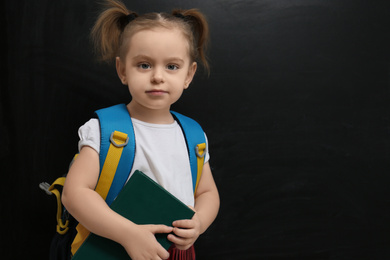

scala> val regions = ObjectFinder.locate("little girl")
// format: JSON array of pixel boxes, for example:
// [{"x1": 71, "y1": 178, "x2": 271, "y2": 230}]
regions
[{"x1": 62, "y1": 0, "x2": 220, "y2": 259}]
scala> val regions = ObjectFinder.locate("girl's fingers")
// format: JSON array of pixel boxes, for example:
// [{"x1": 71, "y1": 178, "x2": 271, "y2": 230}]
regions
[
  {"x1": 168, "y1": 233, "x2": 190, "y2": 246},
  {"x1": 172, "y1": 219, "x2": 195, "y2": 229},
  {"x1": 172, "y1": 226, "x2": 195, "y2": 238},
  {"x1": 144, "y1": 224, "x2": 173, "y2": 234},
  {"x1": 158, "y1": 246, "x2": 170, "y2": 260}
]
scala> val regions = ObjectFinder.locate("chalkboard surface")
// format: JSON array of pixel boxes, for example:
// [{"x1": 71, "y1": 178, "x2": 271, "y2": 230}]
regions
[{"x1": 3, "y1": 0, "x2": 390, "y2": 259}]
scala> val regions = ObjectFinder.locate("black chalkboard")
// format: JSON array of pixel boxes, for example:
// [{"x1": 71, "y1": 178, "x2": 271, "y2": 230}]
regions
[{"x1": 3, "y1": 0, "x2": 390, "y2": 259}]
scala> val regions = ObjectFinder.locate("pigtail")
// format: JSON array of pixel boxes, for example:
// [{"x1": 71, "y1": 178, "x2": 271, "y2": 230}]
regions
[
  {"x1": 90, "y1": 0, "x2": 138, "y2": 63},
  {"x1": 172, "y1": 9, "x2": 210, "y2": 74}
]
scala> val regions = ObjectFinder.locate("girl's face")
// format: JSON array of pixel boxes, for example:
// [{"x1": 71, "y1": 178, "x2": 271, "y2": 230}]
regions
[{"x1": 116, "y1": 27, "x2": 197, "y2": 116}]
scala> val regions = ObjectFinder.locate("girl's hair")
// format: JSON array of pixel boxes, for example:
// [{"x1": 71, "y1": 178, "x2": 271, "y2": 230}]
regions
[{"x1": 91, "y1": 0, "x2": 210, "y2": 73}]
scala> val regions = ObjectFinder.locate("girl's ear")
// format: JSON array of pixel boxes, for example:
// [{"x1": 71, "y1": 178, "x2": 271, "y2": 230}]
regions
[
  {"x1": 184, "y1": 62, "x2": 197, "y2": 89},
  {"x1": 116, "y1": 57, "x2": 127, "y2": 85}
]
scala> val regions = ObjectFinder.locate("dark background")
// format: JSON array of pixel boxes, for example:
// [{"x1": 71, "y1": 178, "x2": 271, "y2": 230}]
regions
[{"x1": 2, "y1": 0, "x2": 390, "y2": 259}]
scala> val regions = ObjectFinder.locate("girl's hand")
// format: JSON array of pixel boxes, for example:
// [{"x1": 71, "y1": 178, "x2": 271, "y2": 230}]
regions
[
  {"x1": 167, "y1": 207, "x2": 202, "y2": 250},
  {"x1": 122, "y1": 224, "x2": 173, "y2": 260}
]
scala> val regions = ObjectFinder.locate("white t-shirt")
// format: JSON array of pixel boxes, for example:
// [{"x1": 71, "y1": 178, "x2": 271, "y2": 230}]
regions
[{"x1": 78, "y1": 118, "x2": 209, "y2": 207}]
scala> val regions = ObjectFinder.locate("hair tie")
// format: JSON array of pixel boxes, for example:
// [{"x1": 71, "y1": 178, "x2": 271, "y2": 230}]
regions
[
  {"x1": 119, "y1": 13, "x2": 138, "y2": 29},
  {"x1": 174, "y1": 13, "x2": 188, "y2": 21},
  {"x1": 126, "y1": 13, "x2": 138, "y2": 24}
]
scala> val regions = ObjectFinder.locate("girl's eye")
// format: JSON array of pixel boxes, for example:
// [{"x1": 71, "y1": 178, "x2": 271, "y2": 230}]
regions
[
  {"x1": 138, "y1": 63, "x2": 151, "y2": 69},
  {"x1": 167, "y1": 64, "x2": 179, "y2": 71}
]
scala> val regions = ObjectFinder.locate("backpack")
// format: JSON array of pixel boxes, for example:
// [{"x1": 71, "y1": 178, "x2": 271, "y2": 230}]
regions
[{"x1": 40, "y1": 104, "x2": 207, "y2": 260}]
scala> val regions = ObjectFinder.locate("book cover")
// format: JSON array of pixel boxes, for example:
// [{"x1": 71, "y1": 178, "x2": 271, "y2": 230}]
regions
[{"x1": 72, "y1": 170, "x2": 195, "y2": 259}]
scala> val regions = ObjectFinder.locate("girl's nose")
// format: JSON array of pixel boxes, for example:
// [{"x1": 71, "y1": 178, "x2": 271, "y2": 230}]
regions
[{"x1": 151, "y1": 68, "x2": 164, "y2": 84}]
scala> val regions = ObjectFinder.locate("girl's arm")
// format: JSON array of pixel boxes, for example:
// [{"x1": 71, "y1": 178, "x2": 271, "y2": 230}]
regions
[
  {"x1": 168, "y1": 162, "x2": 220, "y2": 249},
  {"x1": 62, "y1": 146, "x2": 172, "y2": 260}
]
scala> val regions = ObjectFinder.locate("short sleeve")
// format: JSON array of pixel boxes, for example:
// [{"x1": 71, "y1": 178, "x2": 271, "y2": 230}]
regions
[
  {"x1": 204, "y1": 133, "x2": 210, "y2": 163},
  {"x1": 78, "y1": 118, "x2": 101, "y2": 153}
]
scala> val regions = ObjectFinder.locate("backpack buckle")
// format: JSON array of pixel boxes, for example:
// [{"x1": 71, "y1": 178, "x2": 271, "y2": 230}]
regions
[
  {"x1": 39, "y1": 182, "x2": 53, "y2": 195},
  {"x1": 195, "y1": 143, "x2": 206, "y2": 158},
  {"x1": 110, "y1": 131, "x2": 129, "y2": 148}
]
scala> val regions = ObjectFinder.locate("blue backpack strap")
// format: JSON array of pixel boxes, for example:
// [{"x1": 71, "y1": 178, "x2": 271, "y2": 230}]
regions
[
  {"x1": 95, "y1": 104, "x2": 135, "y2": 205},
  {"x1": 171, "y1": 111, "x2": 206, "y2": 194}
]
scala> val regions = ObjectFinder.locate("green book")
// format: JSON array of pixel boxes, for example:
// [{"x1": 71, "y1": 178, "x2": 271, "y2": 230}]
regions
[{"x1": 72, "y1": 170, "x2": 195, "y2": 259}]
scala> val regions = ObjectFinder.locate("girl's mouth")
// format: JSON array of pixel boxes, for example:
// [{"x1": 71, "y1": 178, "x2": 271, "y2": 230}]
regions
[{"x1": 146, "y1": 90, "x2": 168, "y2": 96}]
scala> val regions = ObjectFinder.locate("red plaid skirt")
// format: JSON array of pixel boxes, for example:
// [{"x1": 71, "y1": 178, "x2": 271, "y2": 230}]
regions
[{"x1": 168, "y1": 245, "x2": 195, "y2": 260}]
